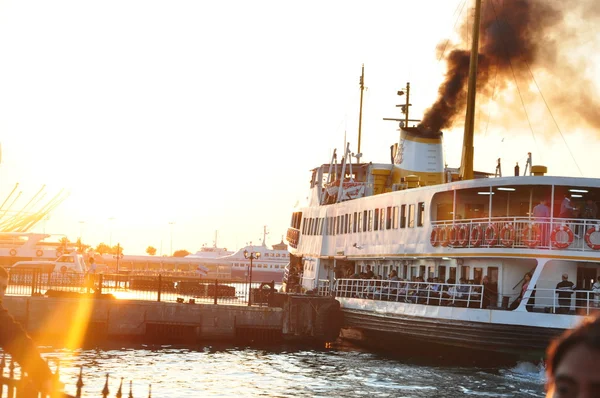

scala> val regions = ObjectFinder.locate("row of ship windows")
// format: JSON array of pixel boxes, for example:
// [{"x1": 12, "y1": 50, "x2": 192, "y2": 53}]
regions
[
  {"x1": 303, "y1": 203, "x2": 426, "y2": 236},
  {"x1": 233, "y1": 263, "x2": 285, "y2": 269},
  {"x1": 263, "y1": 253, "x2": 289, "y2": 258}
]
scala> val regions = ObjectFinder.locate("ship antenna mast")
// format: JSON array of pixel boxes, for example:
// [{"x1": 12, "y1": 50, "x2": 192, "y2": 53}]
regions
[
  {"x1": 262, "y1": 225, "x2": 269, "y2": 247},
  {"x1": 459, "y1": 0, "x2": 482, "y2": 181},
  {"x1": 356, "y1": 64, "x2": 365, "y2": 163}
]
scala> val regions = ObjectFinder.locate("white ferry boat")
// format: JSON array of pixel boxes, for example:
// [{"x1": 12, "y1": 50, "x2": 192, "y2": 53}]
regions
[
  {"x1": 227, "y1": 239, "x2": 290, "y2": 283},
  {"x1": 285, "y1": 1, "x2": 598, "y2": 356},
  {"x1": 0, "y1": 232, "x2": 76, "y2": 268}
]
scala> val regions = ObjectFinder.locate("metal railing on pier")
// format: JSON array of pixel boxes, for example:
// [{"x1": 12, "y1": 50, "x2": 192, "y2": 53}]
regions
[
  {"x1": 6, "y1": 270, "x2": 277, "y2": 307},
  {"x1": 0, "y1": 354, "x2": 150, "y2": 398}
]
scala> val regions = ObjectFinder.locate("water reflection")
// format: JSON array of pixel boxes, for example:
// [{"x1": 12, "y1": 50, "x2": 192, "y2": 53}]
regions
[{"x1": 34, "y1": 343, "x2": 545, "y2": 397}]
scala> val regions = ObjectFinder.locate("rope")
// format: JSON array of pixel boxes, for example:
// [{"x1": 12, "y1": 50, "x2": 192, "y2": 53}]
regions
[{"x1": 437, "y1": 0, "x2": 468, "y2": 62}]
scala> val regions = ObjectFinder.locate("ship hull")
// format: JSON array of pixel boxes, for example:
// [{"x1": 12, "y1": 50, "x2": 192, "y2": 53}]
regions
[{"x1": 340, "y1": 307, "x2": 566, "y2": 359}]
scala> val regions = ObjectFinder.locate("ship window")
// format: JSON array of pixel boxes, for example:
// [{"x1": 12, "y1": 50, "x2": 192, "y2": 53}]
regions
[
  {"x1": 348, "y1": 213, "x2": 352, "y2": 234},
  {"x1": 461, "y1": 265, "x2": 470, "y2": 280},
  {"x1": 374, "y1": 209, "x2": 380, "y2": 230},
  {"x1": 408, "y1": 205, "x2": 415, "y2": 228},
  {"x1": 319, "y1": 218, "x2": 324, "y2": 235},
  {"x1": 344, "y1": 214, "x2": 349, "y2": 234},
  {"x1": 357, "y1": 212, "x2": 363, "y2": 232},
  {"x1": 337, "y1": 216, "x2": 342, "y2": 235},
  {"x1": 353, "y1": 212, "x2": 358, "y2": 233},
  {"x1": 474, "y1": 267, "x2": 483, "y2": 283},
  {"x1": 368, "y1": 210, "x2": 373, "y2": 231},
  {"x1": 438, "y1": 265, "x2": 447, "y2": 281},
  {"x1": 328, "y1": 217, "x2": 333, "y2": 235},
  {"x1": 363, "y1": 210, "x2": 368, "y2": 232},
  {"x1": 417, "y1": 202, "x2": 425, "y2": 227},
  {"x1": 393, "y1": 206, "x2": 399, "y2": 229},
  {"x1": 380, "y1": 208, "x2": 386, "y2": 231},
  {"x1": 386, "y1": 206, "x2": 392, "y2": 229},
  {"x1": 400, "y1": 205, "x2": 406, "y2": 228}
]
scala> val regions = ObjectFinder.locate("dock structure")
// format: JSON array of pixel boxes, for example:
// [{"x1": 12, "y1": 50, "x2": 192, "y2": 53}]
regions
[{"x1": 1, "y1": 294, "x2": 342, "y2": 346}]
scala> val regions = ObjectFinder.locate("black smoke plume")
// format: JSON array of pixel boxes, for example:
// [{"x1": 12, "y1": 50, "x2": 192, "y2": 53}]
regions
[{"x1": 419, "y1": 0, "x2": 600, "y2": 132}]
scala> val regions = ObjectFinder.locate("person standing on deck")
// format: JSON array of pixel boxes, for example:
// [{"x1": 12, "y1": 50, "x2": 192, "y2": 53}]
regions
[
  {"x1": 533, "y1": 199, "x2": 551, "y2": 247},
  {"x1": 556, "y1": 274, "x2": 575, "y2": 314},
  {"x1": 0, "y1": 266, "x2": 61, "y2": 391}
]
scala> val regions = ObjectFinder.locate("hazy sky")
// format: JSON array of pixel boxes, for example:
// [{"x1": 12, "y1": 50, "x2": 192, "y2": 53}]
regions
[{"x1": 0, "y1": 0, "x2": 598, "y2": 254}]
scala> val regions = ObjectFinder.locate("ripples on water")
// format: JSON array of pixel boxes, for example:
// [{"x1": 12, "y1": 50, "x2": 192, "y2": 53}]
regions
[{"x1": 38, "y1": 344, "x2": 546, "y2": 398}]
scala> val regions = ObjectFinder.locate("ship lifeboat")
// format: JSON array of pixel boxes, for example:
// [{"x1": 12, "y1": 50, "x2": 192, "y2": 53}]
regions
[
  {"x1": 439, "y1": 226, "x2": 450, "y2": 247},
  {"x1": 447, "y1": 225, "x2": 460, "y2": 246},
  {"x1": 457, "y1": 224, "x2": 470, "y2": 247},
  {"x1": 521, "y1": 225, "x2": 541, "y2": 248},
  {"x1": 430, "y1": 227, "x2": 440, "y2": 247},
  {"x1": 551, "y1": 225, "x2": 574, "y2": 249},
  {"x1": 484, "y1": 224, "x2": 498, "y2": 246},
  {"x1": 584, "y1": 226, "x2": 600, "y2": 250},
  {"x1": 470, "y1": 225, "x2": 483, "y2": 247},
  {"x1": 499, "y1": 224, "x2": 515, "y2": 247}
]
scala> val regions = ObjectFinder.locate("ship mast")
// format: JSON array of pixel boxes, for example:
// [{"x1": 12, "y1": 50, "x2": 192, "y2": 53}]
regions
[
  {"x1": 459, "y1": 0, "x2": 482, "y2": 181},
  {"x1": 356, "y1": 64, "x2": 365, "y2": 162}
]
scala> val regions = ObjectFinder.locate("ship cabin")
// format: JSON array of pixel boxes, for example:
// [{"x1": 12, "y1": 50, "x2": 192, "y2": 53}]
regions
[{"x1": 286, "y1": 164, "x2": 600, "y2": 315}]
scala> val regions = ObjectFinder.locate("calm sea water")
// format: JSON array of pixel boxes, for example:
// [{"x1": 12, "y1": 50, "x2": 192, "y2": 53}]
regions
[{"x1": 35, "y1": 343, "x2": 546, "y2": 398}]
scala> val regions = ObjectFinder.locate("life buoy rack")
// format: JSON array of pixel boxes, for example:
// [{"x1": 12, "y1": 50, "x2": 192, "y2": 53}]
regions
[
  {"x1": 440, "y1": 226, "x2": 450, "y2": 247},
  {"x1": 484, "y1": 224, "x2": 498, "y2": 246},
  {"x1": 430, "y1": 227, "x2": 440, "y2": 247},
  {"x1": 9, "y1": 249, "x2": 17, "y2": 257},
  {"x1": 521, "y1": 225, "x2": 541, "y2": 248},
  {"x1": 447, "y1": 225, "x2": 460, "y2": 246},
  {"x1": 457, "y1": 224, "x2": 470, "y2": 247},
  {"x1": 56, "y1": 250, "x2": 63, "y2": 257},
  {"x1": 499, "y1": 224, "x2": 515, "y2": 247},
  {"x1": 470, "y1": 225, "x2": 483, "y2": 247},
  {"x1": 584, "y1": 226, "x2": 600, "y2": 250},
  {"x1": 36, "y1": 249, "x2": 44, "y2": 257},
  {"x1": 551, "y1": 225, "x2": 574, "y2": 249}
]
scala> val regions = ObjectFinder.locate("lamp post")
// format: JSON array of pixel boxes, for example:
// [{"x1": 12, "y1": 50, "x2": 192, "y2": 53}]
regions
[{"x1": 244, "y1": 249, "x2": 261, "y2": 306}]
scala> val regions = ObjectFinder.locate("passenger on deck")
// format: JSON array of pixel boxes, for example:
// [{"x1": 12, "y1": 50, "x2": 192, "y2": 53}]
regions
[
  {"x1": 482, "y1": 276, "x2": 498, "y2": 309},
  {"x1": 593, "y1": 279, "x2": 600, "y2": 308},
  {"x1": 509, "y1": 272, "x2": 532, "y2": 311},
  {"x1": 556, "y1": 274, "x2": 575, "y2": 314},
  {"x1": 364, "y1": 265, "x2": 374, "y2": 279},
  {"x1": 533, "y1": 199, "x2": 551, "y2": 246}
]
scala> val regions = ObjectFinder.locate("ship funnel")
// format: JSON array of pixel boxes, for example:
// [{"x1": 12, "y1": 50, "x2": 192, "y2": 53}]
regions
[{"x1": 391, "y1": 127, "x2": 445, "y2": 187}]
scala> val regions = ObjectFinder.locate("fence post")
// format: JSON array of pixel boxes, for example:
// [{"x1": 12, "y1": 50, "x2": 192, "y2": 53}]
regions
[
  {"x1": 157, "y1": 274, "x2": 162, "y2": 302},
  {"x1": 30, "y1": 270, "x2": 37, "y2": 297},
  {"x1": 214, "y1": 279, "x2": 218, "y2": 305},
  {"x1": 97, "y1": 274, "x2": 103, "y2": 295}
]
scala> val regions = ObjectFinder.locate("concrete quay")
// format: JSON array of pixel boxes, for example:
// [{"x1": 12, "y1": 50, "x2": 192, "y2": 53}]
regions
[{"x1": 2, "y1": 294, "x2": 342, "y2": 346}]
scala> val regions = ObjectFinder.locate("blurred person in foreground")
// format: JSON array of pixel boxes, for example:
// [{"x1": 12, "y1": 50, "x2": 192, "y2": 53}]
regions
[
  {"x1": 545, "y1": 314, "x2": 600, "y2": 397},
  {"x1": 0, "y1": 266, "x2": 61, "y2": 391}
]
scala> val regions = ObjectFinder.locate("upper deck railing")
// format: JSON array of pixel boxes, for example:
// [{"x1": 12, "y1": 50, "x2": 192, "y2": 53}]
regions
[{"x1": 431, "y1": 216, "x2": 600, "y2": 252}]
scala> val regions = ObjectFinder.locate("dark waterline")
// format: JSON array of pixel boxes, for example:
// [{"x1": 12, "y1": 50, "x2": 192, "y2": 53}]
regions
[{"x1": 30, "y1": 342, "x2": 546, "y2": 398}]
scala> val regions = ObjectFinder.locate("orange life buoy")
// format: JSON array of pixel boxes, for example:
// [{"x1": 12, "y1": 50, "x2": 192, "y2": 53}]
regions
[
  {"x1": 430, "y1": 227, "x2": 440, "y2": 247},
  {"x1": 440, "y1": 226, "x2": 450, "y2": 247},
  {"x1": 521, "y1": 225, "x2": 541, "y2": 248},
  {"x1": 470, "y1": 225, "x2": 483, "y2": 247},
  {"x1": 500, "y1": 224, "x2": 515, "y2": 247},
  {"x1": 584, "y1": 226, "x2": 600, "y2": 250},
  {"x1": 447, "y1": 225, "x2": 460, "y2": 246},
  {"x1": 551, "y1": 225, "x2": 574, "y2": 249},
  {"x1": 9, "y1": 249, "x2": 17, "y2": 256},
  {"x1": 457, "y1": 224, "x2": 470, "y2": 247},
  {"x1": 484, "y1": 224, "x2": 498, "y2": 246},
  {"x1": 60, "y1": 265, "x2": 68, "y2": 273},
  {"x1": 36, "y1": 249, "x2": 44, "y2": 257}
]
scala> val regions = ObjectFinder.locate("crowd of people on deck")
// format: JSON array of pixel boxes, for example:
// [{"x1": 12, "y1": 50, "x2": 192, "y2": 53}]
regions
[{"x1": 335, "y1": 265, "x2": 499, "y2": 308}]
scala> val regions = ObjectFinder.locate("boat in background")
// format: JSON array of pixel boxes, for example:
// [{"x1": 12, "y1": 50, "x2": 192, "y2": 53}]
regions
[{"x1": 0, "y1": 232, "x2": 76, "y2": 268}]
